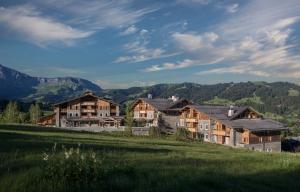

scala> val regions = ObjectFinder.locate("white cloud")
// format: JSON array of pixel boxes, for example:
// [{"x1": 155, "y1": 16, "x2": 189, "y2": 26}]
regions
[
  {"x1": 225, "y1": 4, "x2": 239, "y2": 13},
  {"x1": 0, "y1": 1, "x2": 158, "y2": 46},
  {"x1": 144, "y1": 57, "x2": 223, "y2": 72},
  {"x1": 197, "y1": 66, "x2": 270, "y2": 77},
  {"x1": 0, "y1": 5, "x2": 93, "y2": 46},
  {"x1": 95, "y1": 79, "x2": 156, "y2": 89},
  {"x1": 172, "y1": 32, "x2": 218, "y2": 52},
  {"x1": 165, "y1": 0, "x2": 300, "y2": 80},
  {"x1": 119, "y1": 25, "x2": 138, "y2": 36},
  {"x1": 46, "y1": 0, "x2": 158, "y2": 29},
  {"x1": 115, "y1": 30, "x2": 178, "y2": 63},
  {"x1": 176, "y1": 0, "x2": 211, "y2": 5}
]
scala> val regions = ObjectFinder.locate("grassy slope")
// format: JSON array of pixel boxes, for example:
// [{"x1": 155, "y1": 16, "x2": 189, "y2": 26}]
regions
[{"x1": 1, "y1": 125, "x2": 300, "y2": 192}]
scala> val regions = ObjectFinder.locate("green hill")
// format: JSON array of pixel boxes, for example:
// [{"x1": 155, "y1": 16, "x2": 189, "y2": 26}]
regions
[{"x1": 0, "y1": 124, "x2": 300, "y2": 192}]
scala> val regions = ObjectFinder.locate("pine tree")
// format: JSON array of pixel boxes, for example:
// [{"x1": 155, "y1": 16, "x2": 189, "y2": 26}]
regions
[
  {"x1": 124, "y1": 102, "x2": 134, "y2": 128},
  {"x1": 29, "y1": 103, "x2": 42, "y2": 124},
  {"x1": 2, "y1": 101, "x2": 19, "y2": 123}
]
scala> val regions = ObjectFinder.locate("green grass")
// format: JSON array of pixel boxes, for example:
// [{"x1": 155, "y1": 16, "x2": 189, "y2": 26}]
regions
[{"x1": 1, "y1": 124, "x2": 300, "y2": 192}]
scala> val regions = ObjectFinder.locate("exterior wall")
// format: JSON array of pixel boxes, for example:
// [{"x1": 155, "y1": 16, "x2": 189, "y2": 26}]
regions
[
  {"x1": 133, "y1": 100, "x2": 157, "y2": 127},
  {"x1": 54, "y1": 94, "x2": 120, "y2": 128},
  {"x1": 244, "y1": 142, "x2": 281, "y2": 152},
  {"x1": 98, "y1": 110, "x2": 110, "y2": 117},
  {"x1": 179, "y1": 107, "x2": 211, "y2": 139}
]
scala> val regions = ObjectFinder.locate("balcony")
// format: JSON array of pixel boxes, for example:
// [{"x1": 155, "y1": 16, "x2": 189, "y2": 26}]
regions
[
  {"x1": 185, "y1": 118, "x2": 197, "y2": 123},
  {"x1": 81, "y1": 102, "x2": 96, "y2": 106},
  {"x1": 81, "y1": 109, "x2": 95, "y2": 113},
  {"x1": 213, "y1": 130, "x2": 230, "y2": 136}
]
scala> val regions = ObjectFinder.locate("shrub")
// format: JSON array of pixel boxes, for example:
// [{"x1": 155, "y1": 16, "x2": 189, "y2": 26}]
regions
[
  {"x1": 41, "y1": 143, "x2": 135, "y2": 191},
  {"x1": 123, "y1": 126, "x2": 133, "y2": 136},
  {"x1": 149, "y1": 126, "x2": 161, "y2": 138},
  {"x1": 175, "y1": 127, "x2": 190, "y2": 141}
]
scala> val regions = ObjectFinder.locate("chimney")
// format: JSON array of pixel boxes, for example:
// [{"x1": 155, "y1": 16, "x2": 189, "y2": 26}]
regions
[
  {"x1": 171, "y1": 95, "x2": 179, "y2": 102},
  {"x1": 148, "y1": 94, "x2": 153, "y2": 99},
  {"x1": 84, "y1": 90, "x2": 93, "y2": 96},
  {"x1": 228, "y1": 105, "x2": 234, "y2": 117}
]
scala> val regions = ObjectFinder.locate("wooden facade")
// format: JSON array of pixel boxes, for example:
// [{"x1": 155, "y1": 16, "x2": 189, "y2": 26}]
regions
[
  {"x1": 179, "y1": 105, "x2": 286, "y2": 152},
  {"x1": 39, "y1": 91, "x2": 122, "y2": 128}
]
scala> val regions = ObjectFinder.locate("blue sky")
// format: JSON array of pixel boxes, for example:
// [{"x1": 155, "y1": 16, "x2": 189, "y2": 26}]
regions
[{"x1": 1, "y1": 0, "x2": 300, "y2": 89}]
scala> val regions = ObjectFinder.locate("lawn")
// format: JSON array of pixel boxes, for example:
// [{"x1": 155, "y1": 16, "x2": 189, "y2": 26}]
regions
[{"x1": 1, "y1": 124, "x2": 300, "y2": 192}]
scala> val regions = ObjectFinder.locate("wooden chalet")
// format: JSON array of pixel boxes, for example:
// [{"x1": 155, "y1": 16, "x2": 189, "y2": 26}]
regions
[
  {"x1": 39, "y1": 91, "x2": 122, "y2": 128},
  {"x1": 132, "y1": 95, "x2": 191, "y2": 132},
  {"x1": 180, "y1": 105, "x2": 287, "y2": 152}
]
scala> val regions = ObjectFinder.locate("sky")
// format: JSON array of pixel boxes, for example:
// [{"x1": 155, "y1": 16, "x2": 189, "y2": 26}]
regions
[{"x1": 0, "y1": 0, "x2": 300, "y2": 89}]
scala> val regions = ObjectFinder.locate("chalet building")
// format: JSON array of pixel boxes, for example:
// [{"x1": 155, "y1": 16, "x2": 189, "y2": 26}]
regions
[
  {"x1": 37, "y1": 113, "x2": 56, "y2": 126},
  {"x1": 132, "y1": 95, "x2": 191, "y2": 132},
  {"x1": 179, "y1": 105, "x2": 287, "y2": 152},
  {"x1": 39, "y1": 91, "x2": 122, "y2": 128}
]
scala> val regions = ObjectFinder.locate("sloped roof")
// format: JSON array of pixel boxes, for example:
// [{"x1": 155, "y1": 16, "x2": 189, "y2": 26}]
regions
[
  {"x1": 182, "y1": 104, "x2": 286, "y2": 132},
  {"x1": 229, "y1": 119, "x2": 287, "y2": 131},
  {"x1": 54, "y1": 92, "x2": 118, "y2": 107},
  {"x1": 136, "y1": 98, "x2": 190, "y2": 111},
  {"x1": 184, "y1": 105, "x2": 245, "y2": 120}
]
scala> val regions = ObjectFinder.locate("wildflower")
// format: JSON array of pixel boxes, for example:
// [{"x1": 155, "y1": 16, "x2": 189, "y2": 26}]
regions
[
  {"x1": 53, "y1": 143, "x2": 57, "y2": 152},
  {"x1": 65, "y1": 151, "x2": 70, "y2": 159},
  {"x1": 43, "y1": 152, "x2": 49, "y2": 161},
  {"x1": 91, "y1": 152, "x2": 96, "y2": 159}
]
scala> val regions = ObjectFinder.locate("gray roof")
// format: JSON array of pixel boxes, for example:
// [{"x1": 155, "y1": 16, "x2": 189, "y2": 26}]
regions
[
  {"x1": 229, "y1": 119, "x2": 286, "y2": 131},
  {"x1": 186, "y1": 105, "x2": 248, "y2": 120},
  {"x1": 139, "y1": 98, "x2": 190, "y2": 111},
  {"x1": 54, "y1": 92, "x2": 118, "y2": 107},
  {"x1": 184, "y1": 104, "x2": 286, "y2": 132}
]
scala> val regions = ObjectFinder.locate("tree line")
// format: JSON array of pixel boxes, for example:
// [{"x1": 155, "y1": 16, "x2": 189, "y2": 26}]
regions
[{"x1": 0, "y1": 101, "x2": 42, "y2": 124}]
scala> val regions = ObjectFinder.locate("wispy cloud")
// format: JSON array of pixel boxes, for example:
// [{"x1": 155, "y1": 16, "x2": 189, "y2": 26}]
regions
[
  {"x1": 144, "y1": 57, "x2": 223, "y2": 72},
  {"x1": 225, "y1": 3, "x2": 239, "y2": 13},
  {"x1": 119, "y1": 25, "x2": 139, "y2": 36},
  {"x1": 115, "y1": 29, "x2": 179, "y2": 63},
  {"x1": 95, "y1": 79, "x2": 156, "y2": 89},
  {"x1": 155, "y1": 0, "x2": 300, "y2": 80},
  {"x1": 0, "y1": 5, "x2": 93, "y2": 46},
  {"x1": 0, "y1": 1, "x2": 158, "y2": 46}
]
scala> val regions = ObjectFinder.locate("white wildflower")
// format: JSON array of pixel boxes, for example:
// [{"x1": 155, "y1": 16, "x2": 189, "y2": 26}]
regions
[
  {"x1": 65, "y1": 152, "x2": 70, "y2": 159},
  {"x1": 43, "y1": 152, "x2": 49, "y2": 161}
]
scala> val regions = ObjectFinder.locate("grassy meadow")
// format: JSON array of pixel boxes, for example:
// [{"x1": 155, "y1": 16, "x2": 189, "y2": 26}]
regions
[{"x1": 1, "y1": 124, "x2": 300, "y2": 192}]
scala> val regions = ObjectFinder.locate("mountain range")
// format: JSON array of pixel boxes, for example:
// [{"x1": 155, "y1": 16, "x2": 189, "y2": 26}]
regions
[
  {"x1": 0, "y1": 64, "x2": 102, "y2": 102},
  {"x1": 1, "y1": 64, "x2": 300, "y2": 127}
]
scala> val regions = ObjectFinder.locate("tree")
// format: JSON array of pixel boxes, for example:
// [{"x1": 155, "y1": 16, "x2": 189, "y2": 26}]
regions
[
  {"x1": 18, "y1": 112, "x2": 29, "y2": 123},
  {"x1": 29, "y1": 103, "x2": 42, "y2": 124},
  {"x1": 2, "y1": 101, "x2": 20, "y2": 123},
  {"x1": 124, "y1": 101, "x2": 134, "y2": 128}
]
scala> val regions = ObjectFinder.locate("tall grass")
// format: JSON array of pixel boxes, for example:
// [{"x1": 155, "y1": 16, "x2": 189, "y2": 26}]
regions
[{"x1": 1, "y1": 125, "x2": 300, "y2": 192}]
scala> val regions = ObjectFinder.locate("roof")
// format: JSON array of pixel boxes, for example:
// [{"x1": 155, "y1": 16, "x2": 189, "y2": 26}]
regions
[
  {"x1": 54, "y1": 92, "x2": 118, "y2": 107},
  {"x1": 184, "y1": 105, "x2": 246, "y2": 120},
  {"x1": 229, "y1": 119, "x2": 287, "y2": 131},
  {"x1": 182, "y1": 104, "x2": 286, "y2": 132},
  {"x1": 136, "y1": 98, "x2": 191, "y2": 111}
]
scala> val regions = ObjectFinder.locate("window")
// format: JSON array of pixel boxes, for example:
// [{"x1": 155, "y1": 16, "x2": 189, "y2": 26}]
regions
[
  {"x1": 75, "y1": 106, "x2": 78, "y2": 110},
  {"x1": 75, "y1": 113, "x2": 78, "y2": 117},
  {"x1": 205, "y1": 124, "x2": 208, "y2": 130},
  {"x1": 69, "y1": 113, "x2": 72, "y2": 117},
  {"x1": 266, "y1": 148, "x2": 272, "y2": 152},
  {"x1": 100, "y1": 114, "x2": 102, "y2": 117},
  {"x1": 205, "y1": 134, "x2": 209, "y2": 140}
]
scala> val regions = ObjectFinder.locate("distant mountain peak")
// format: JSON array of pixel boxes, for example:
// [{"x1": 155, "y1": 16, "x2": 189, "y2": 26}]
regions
[{"x1": 0, "y1": 64, "x2": 102, "y2": 102}]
